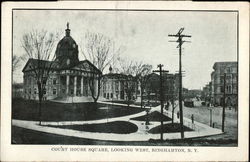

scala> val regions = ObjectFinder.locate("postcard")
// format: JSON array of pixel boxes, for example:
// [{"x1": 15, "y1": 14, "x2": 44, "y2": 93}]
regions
[{"x1": 1, "y1": 1, "x2": 249, "y2": 161}]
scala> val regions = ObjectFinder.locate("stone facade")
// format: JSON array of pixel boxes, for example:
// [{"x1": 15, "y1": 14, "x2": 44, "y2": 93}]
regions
[
  {"x1": 101, "y1": 72, "x2": 137, "y2": 101},
  {"x1": 211, "y1": 62, "x2": 238, "y2": 107}
]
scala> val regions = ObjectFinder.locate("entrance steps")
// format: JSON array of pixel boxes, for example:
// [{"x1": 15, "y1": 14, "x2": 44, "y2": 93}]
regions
[{"x1": 50, "y1": 96, "x2": 94, "y2": 103}]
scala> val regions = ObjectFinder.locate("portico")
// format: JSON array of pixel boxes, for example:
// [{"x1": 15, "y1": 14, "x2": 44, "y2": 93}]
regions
[{"x1": 58, "y1": 69, "x2": 98, "y2": 97}]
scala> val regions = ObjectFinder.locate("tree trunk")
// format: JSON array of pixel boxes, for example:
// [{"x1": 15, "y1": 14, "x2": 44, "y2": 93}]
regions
[
  {"x1": 141, "y1": 86, "x2": 143, "y2": 108},
  {"x1": 89, "y1": 76, "x2": 101, "y2": 103},
  {"x1": 37, "y1": 82, "x2": 43, "y2": 125}
]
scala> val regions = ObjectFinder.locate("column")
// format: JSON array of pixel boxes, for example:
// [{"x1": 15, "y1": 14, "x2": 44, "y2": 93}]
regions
[
  {"x1": 87, "y1": 79, "x2": 90, "y2": 96},
  {"x1": 95, "y1": 79, "x2": 98, "y2": 96},
  {"x1": 58, "y1": 75, "x2": 60, "y2": 96},
  {"x1": 74, "y1": 76, "x2": 77, "y2": 96},
  {"x1": 66, "y1": 75, "x2": 69, "y2": 95},
  {"x1": 81, "y1": 76, "x2": 83, "y2": 96},
  {"x1": 118, "y1": 81, "x2": 121, "y2": 99}
]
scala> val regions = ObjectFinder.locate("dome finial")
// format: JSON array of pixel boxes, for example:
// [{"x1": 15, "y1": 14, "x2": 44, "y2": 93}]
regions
[
  {"x1": 67, "y1": 22, "x2": 69, "y2": 29},
  {"x1": 65, "y1": 22, "x2": 71, "y2": 36},
  {"x1": 109, "y1": 65, "x2": 113, "y2": 73}
]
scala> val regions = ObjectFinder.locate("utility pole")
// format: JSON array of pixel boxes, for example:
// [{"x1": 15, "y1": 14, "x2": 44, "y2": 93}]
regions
[
  {"x1": 222, "y1": 73, "x2": 226, "y2": 132},
  {"x1": 169, "y1": 28, "x2": 191, "y2": 139},
  {"x1": 153, "y1": 64, "x2": 169, "y2": 141}
]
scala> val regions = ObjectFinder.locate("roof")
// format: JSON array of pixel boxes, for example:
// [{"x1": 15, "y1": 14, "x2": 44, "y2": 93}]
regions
[
  {"x1": 103, "y1": 73, "x2": 134, "y2": 79},
  {"x1": 77, "y1": 60, "x2": 102, "y2": 74},
  {"x1": 213, "y1": 61, "x2": 238, "y2": 69},
  {"x1": 22, "y1": 58, "x2": 102, "y2": 74},
  {"x1": 56, "y1": 35, "x2": 78, "y2": 51},
  {"x1": 22, "y1": 59, "x2": 57, "y2": 72}
]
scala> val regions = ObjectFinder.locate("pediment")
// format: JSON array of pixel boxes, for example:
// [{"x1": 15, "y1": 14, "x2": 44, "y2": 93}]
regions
[
  {"x1": 72, "y1": 61, "x2": 97, "y2": 72},
  {"x1": 22, "y1": 60, "x2": 34, "y2": 72}
]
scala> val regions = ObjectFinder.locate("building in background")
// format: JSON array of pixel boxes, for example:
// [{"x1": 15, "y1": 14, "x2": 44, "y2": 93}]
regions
[
  {"x1": 185, "y1": 89, "x2": 202, "y2": 99},
  {"x1": 211, "y1": 62, "x2": 238, "y2": 107},
  {"x1": 201, "y1": 82, "x2": 212, "y2": 106},
  {"x1": 101, "y1": 66, "x2": 137, "y2": 101},
  {"x1": 144, "y1": 73, "x2": 179, "y2": 102}
]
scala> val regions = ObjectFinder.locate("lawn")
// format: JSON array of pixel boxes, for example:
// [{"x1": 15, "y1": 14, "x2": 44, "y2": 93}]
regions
[
  {"x1": 148, "y1": 123, "x2": 193, "y2": 134},
  {"x1": 12, "y1": 98, "x2": 146, "y2": 122},
  {"x1": 130, "y1": 111, "x2": 172, "y2": 122},
  {"x1": 48, "y1": 121, "x2": 138, "y2": 134}
]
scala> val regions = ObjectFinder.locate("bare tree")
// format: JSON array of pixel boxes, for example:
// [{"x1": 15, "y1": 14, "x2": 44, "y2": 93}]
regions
[
  {"x1": 21, "y1": 29, "x2": 59, "y2": 125},
  {"x1": 167, "y1": 75, "x2": 178, "y2": 123},
  {"x1": 12, "y1": 54, "x2": 25, "y2": 98},
  {"x1": 122, "y1": 59, "x2": 153, "y2": 107},
  {"x1": 116, "y1": 57, "x2": 144, "y2": 106},
  {"x1": 12, "y1": 54, "x2": 24, "y2": 73},
  {"x1": 136, "y1": 64, "x2": 153, "y2": 108},
  {"x1": 80, "y1": 32, "x2": 124, "y2": 102},
  {"x1": 88, "y1": 69, "x2": 102, "y2": 103},
  {"x1": 144, "y1": 73, "x2": 160, "y2": 103}
]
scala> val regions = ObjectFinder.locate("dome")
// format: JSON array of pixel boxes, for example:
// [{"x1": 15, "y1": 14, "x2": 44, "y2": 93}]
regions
[{"x1": 55, "y1": 23, "x2": 79, "y2": 68}]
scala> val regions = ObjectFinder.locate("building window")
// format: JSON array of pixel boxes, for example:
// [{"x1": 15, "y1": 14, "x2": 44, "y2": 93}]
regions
[
  {"x1": 111, "y1": 93, "x2": 113, "y2": 98},
  {"x1": 107, "y1": 93, "x2": 109, "y2": 99},
  {"x1": 104, "y1": 93, "x2": 106, "y2": 98},
  {"x1": 220, "y1": 76, "x2": 224, "y2": 84},
  {"x1": 53, "y1": 79, "x2": 57, "y2": 85},
  {"x1": 226, "y1": 75, "x2": 231, "y2": 83},
  {"x1": 71, "y1": 89, "x2": 74, "y2": 95},
  {"x1": 220, "y1": 86, "x2": 224, "y2": 93},
  {"x1": 115, "y1": 82, "x2": 119, "y2": 91},
  {"x1": 53, "y1": 88, "x2": 57, "y2": 95},
  {"x1": 226, "y1": 85, "x2": 232, "y2": 94}
]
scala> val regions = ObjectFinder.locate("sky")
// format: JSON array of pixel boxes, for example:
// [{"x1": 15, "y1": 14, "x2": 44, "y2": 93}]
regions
[{"x1": 13, "y1": 10, "x2": 237, "y2": 89}]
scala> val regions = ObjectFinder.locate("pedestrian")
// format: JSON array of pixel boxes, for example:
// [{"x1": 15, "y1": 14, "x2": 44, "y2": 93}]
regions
[
  {"x1": 165, "y1": 104, "x2": 168, "y2": 111},
  {"x1": 191, "y1": 114, "x2": 194, "y2": 124},
  {"x1": 177, "y1": 111, "x2": 180, "y2": 119}
]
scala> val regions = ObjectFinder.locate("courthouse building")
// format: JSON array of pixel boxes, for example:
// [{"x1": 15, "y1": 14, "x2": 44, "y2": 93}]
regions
[
  {"x1": 211, "y1": 62, "x2": 238, "y2": 107},
  {"x1": 22, "y1": 24, "x2": 101, "y2": 100}
]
